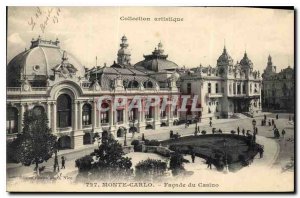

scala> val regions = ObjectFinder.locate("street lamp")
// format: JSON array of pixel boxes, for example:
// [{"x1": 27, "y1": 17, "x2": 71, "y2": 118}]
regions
[
  {"x1": 252, "y1": 119, "x2": 257, "y2": 134},
  {"x1": 124, "y1": 128, "x2": 127, "y2": 146},
  {"x1": 223, "y1": 139, "x2": 229, "y2": 174}
]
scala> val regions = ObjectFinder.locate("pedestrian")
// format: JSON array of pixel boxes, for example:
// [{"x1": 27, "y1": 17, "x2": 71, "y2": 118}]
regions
[
  {"x1": 191, "y1": 152, "x2": 196, "y2": 163},
  {"x1": 54, "y1": 155, "x2": 59, "y2": 172},
  {"x1": 170, "y1": 130, "x2": 174, "y2": 138},
  {"x1": 237, "y1": 126, "x2": 240, "y2": 135},
  {"x1": 282, "y1": 129, "x2": 286, "y2": 138},
  {"x1": 206, "y1": 157, "x2": 212, "y2": 169},
  {"x1": 209, "y1": 120, "x2": 212, "y2": 127},
  {"x1": 259, "y1": 146, "x2": 264, "y2": 158},
  {"x1": 264, "y1": 114, "x2": 267, "y2": 120},
  {"x1": 61, "y1": 156, "x2": 66, "y2": 169},
  {"x1": 276, "y1": 114, "x2": 279, "y2": 120},
  {"x1": 242, "y1": 128, "x2": 245, "y2": 136},
  {"x1": 268, "y1": 120, "x2": 271, "y2": 126}
]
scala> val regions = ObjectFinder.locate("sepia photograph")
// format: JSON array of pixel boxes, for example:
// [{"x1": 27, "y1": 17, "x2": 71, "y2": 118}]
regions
[{"x1": 5, "y1": 6, "x2": 295, "y2": 192}]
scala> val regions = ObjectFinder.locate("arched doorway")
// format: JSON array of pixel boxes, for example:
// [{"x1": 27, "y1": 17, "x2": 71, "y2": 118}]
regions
[
  {"x1": 7, "y1": 107, "x2": 18, "y2": 134},
  {"x1": 58, "y1": 136, "x2": 71, "y2": 149},
  {"x1": 83, "y1": 133, "x2": 92, "y2": 145},
  {"x1": 57, "y1": 94, "x2": 72, "y2": 128}
]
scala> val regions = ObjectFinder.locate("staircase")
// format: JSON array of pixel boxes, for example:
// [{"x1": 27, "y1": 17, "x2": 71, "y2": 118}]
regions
[{"x1": 232, "y1": 113, "x2": 250, "y2": 119}]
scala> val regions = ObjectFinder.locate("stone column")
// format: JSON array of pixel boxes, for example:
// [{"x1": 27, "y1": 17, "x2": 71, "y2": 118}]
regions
[
  {"x1": 92, "y1": 100, "x2": 97, "y2": 130},
  {"x1": 109, "y1": 102, "x2": 114, "y2": 127},
  {"x1": 73, "y1": 101, "x2": 78, "y2": 131},
  {"x1": 47, "y1": 102, "x2": 51, "y2": 128},
  {"x1": 235, "y1": 82, "x2": 238, "y2": 95},
  {"x1": 78, "y1": 101, "x2": 83, "y2": 130},
  {"x1": 18, "y1": 103, "x2": 25, "y2": 133},
  {"x1": 52, "y1": 102, "x2": 57, "y2": 133},
  {"x1": 240, "y1": 82, "x2": 243, "y2": 94}
]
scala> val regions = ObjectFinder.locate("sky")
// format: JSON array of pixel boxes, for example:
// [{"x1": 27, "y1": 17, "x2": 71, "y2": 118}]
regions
[{"x1": 7, "y1": 7, "x2": 294, "y2": 72}]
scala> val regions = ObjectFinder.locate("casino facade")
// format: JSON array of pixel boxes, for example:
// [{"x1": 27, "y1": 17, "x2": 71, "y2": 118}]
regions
[{"x1": 6, "y1": 36, "x2": 181, "y2": 149}]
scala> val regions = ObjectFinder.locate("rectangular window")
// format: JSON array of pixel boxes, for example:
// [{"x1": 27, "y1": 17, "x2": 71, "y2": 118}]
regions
[{"x1": 187, "y1": 83, "x2": 191, "y2": 94}]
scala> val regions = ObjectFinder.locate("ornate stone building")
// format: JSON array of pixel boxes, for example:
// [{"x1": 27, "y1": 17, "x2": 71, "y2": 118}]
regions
[
  {"x1": 6, "y1": 36, "x2": 180, "y2": 149},
  {"x1": 179, "y1": 47, "x2": 262, "y2": 122},
  {"x1": 262, "y1": 55, "x2": 294, "y2": 112}
]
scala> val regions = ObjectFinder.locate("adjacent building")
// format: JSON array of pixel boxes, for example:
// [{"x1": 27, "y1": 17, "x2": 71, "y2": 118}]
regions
[{"x1": 262, "y1": 55, "x2": 295, "y2": 112}]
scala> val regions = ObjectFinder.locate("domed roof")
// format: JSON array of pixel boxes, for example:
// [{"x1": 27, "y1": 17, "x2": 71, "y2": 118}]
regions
[
  {"x1": 7, "y1": 37, "x2": 85, "y2": 87},
  {"x1": 217, "y1": 46, "x2": 233, "y2": 66},
  {"x1": 134, "y1": 42, "x2": 178, "y2": 72},
  {"x1": 240, "y1": 51, "x2": 253, "y2": 68}
]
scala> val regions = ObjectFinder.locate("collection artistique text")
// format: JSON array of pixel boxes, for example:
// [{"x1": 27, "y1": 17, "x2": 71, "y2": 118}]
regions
[{"x1": 120, "y1": 16, "x2": 184, "y2": 22}]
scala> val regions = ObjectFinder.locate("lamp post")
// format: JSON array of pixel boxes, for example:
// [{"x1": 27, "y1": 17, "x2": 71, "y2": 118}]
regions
[
  {"x1": 124, "y1": 128, "x2": 127, "y2": 146},
  {"x1": 252, "y1": 119, "x2": 257, "y2": 144},
  {"x1": 252, "y1": 119, "x2": 257, "y2": 134},
  {"x1": 223, "y1": 139, "x2": 229, "y2": 174}
]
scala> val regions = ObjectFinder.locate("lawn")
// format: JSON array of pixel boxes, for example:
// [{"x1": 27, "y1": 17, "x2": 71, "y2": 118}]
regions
[{"x1": 160, "y1": 134, "x2": 259, "y2": 172}]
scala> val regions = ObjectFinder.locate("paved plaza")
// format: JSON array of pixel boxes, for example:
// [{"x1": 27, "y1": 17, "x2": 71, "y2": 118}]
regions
[{"x1": 7, "y1": 113, "x2": 294, "y2": 181}]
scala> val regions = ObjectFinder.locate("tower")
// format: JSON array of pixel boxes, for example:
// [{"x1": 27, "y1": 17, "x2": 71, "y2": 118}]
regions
[
  {"x1": 264, "y1": 55, "x2": 276, "y2": 75},
  {"x1": 117, "y1": 35, "x2": 131, "y2": 67}
]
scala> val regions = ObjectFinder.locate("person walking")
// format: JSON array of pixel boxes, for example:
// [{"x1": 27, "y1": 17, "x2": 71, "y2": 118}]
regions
[
  {"x1": 61, "y1": 156, "x2": 66, "y2": 169},
  {"x1": 242, "y1": 128, "x2": 245, "y2": 136},
  {"x1": 209, "y1": 120, "x2": 212, "y2": 127},
  {"x1": 264, "y1": 114, "x2": 267, "y2": 121},
  {"x1": 54, "y1": 155, "x2": 59, "y2": 172},
  {"x1": 276, "y1": 114, "x2": 279, "y2": 120},
  {"x1": 282, "y1": 129, "x2": 286, "y2": 139},
  {"x1": 237, "y1": 126, "x2": 240, "y2": 135},
  {"x1": 206, "y1": 157, "x2": 212, "y2": 169},
  {"x1": 191, "y1": 152, "x2": 196, "y2": 163},
  {"x1": 259, "y1": 147, "x2": 264, "y2": 158}
]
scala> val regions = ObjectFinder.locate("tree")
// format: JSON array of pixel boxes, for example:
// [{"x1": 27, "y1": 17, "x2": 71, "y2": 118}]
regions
[
  {"x1": 11, "y1": 109, "x2": 57, "y2": 175},
  {"x1": 169, "y1": 152, "x2": 185, "y2": 176},
  {"x1": 77, "y1": 135, "x2": 133, "y2": 180}
]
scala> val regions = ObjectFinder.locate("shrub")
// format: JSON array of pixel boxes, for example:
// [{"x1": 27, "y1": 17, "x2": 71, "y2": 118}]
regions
[
  {"x1": 201, "y1": 130, "x2": 207, "y2": 135},
  {"x1": 135, "y1": 159, "x2": 167, "y2": 180},
  {"x1": 75, "y1": 155, "x2": 93, "y2": 173},
  {"x1": 131, "y1": 140, "x2": 140, "y2": 152},
  {"x1": 145, "y1": 139, "x2": 160, "y2": 146}
]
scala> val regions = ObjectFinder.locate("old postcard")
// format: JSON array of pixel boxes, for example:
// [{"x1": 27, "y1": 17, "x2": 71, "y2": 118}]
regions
[{"x1": 6, "y1": 6, "x2": 295, "y2": 192}]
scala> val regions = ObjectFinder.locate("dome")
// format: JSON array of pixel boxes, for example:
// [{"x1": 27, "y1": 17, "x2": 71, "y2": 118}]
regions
[
  {"x1": 240, "y1": 52, "x2": 253, "y2": 68},
  {"x1": 7, "y1": 37, "x2": 86, "y2": 87},
  {"x1": 217, "y1": 46, "x2": 233, "y2": 66},
  {"x1": 134, "y1": 42, "x2": 178, "y2": 72}
]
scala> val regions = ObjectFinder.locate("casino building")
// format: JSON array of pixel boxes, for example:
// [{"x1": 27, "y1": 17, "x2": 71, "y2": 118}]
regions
[
  {"x1": 6, "y1": 36, "x2": 180, "y2": 149},
  {"x1": 179, "y1": 47, "x2": 262, "y2": 122}
]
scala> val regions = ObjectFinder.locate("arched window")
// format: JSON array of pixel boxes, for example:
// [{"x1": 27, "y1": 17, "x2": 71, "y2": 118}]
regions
[
  {"x1": 208, "y1": 83, "x2": 211, "y2": 94},
  {"x1": 144, "y1": 81, "x2": 154, "y2": 88},
  {"x1": 128, "y1": 80, "x2": 139, "y2": 88},
  {"x1": 7, "y1": 107, "x2": 18, "y2": 134},
  {"x1": 57, "y1": 94, "x2": 72, "y2": 128},
  {"x1": 82, "y1": 103, "x2": 92, "y2": 126}
]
